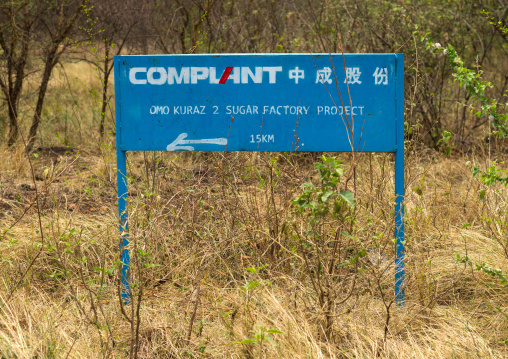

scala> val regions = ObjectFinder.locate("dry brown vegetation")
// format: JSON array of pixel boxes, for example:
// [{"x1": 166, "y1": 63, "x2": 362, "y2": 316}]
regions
[{"x1": 2, "y1": 125, "x2": 508, "y2": 357}]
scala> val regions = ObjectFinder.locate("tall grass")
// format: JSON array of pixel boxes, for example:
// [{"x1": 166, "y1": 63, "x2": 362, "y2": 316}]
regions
[{"x1": 2, "y1": 131, "x2": 508, "y2": 357}]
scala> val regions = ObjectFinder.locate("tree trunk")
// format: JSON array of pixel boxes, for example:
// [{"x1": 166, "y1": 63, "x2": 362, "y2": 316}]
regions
[
  {"x1": 7, "y1": 100, "x2": 19, "y2": 147},
  {"x1": 26, "y1": 49, "x2": 57, "y2": 152},
  {"x1": 1, "y1": 13, "x2": 31, "y2": 147},
  {"x1": 99, "y1": 41, "x2": 111, "y2": 137},
  {"x1": 24, "y1": 0, "x2": 86, "y2": 152}
]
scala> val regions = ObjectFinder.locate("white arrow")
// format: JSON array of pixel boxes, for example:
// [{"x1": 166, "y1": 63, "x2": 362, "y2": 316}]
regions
[{"x1": 166, "y1": 133, "x2": 228, "y2": 151}]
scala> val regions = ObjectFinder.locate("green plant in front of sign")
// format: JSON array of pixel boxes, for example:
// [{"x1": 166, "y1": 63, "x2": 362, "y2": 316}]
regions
[
  {"x1": 292, "y1": 156, "x2": 355, "y2": 223},
  {"x1": 291, "y1": 155, "x2": 362, "y2": 339}
]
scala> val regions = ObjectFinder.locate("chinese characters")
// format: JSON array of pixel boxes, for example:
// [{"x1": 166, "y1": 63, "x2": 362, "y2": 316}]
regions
[{"x1": 286, "y1": 66, "x2": 388, "y2": 85}]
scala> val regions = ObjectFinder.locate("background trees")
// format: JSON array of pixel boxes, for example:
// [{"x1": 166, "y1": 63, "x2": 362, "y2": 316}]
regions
[
  {"x1": 0, "y1": 0, "x2": 506, "y2": 149},
  {"x1": 0, "y1": 0, "x2": 86, "y2": 149}
]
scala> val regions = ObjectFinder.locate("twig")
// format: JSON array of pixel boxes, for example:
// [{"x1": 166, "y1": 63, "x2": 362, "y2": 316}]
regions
[{"x1": 187, "y1": 276, "x2": 202, "y2": 342}]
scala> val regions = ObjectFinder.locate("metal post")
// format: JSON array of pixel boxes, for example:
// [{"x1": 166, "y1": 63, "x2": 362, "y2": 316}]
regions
[
  {"x1": 115, "y1": 56, "x2": 130, "y2": 303},
  {"x1": 394, "y1": 148, "x2": 405, "y2": 305},
  {"x1": 117, "y1": 149, "x2": 130, "y2": 303},
  {"x1": 394, "y1": 54, "x2": 405, "y2": 306}
]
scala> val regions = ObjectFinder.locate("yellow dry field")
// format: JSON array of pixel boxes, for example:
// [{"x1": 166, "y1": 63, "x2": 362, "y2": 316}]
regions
[{"x1": 1, "y1": 142, "x2": 508, "y2": 358}]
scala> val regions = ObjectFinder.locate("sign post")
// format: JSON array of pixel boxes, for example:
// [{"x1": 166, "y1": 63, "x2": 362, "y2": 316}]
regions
[{"x1": 114, "y1": 53, "x2": 405, "y2": 305}]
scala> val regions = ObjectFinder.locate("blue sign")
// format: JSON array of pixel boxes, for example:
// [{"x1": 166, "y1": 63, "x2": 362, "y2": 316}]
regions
[{"x1": 114, "y1": 54, "x2": 405, "y2": 304}]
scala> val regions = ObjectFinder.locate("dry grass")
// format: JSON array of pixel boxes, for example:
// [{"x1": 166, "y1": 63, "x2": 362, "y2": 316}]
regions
[{"x1": 1, "y1": 139, "x2": 508, "y2": 358}]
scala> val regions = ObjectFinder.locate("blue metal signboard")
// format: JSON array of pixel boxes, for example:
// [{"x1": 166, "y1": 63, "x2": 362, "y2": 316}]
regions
[{"x1": 114, "y1": 53, "x2": 405, "y2": 305}]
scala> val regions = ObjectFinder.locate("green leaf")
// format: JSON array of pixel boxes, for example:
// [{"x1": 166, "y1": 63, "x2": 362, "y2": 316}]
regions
[
  {"x1": 339, "y1": 190, "x2": 355, "y2": 208},
  {"x1": 321, "y1": 190, "x2": 334, "y2": 202},
  {"x1": 242, "y1": 339, "x2": 256, "y2": 344},
  {"x1": 340, "y1": 231, "x2": 357, "y2": 242},
  {"x1": 324, "y1": 181, "x2": 337, "y2": 188},
  {"x1": 243, "y1": 281, "x2": 261, "y2": 291},
  {"x1": 234, "y1": 339, "x2": 255, "y2": 344},
  {"x1": 267, "y1": 329, "x2": 284, "y2": 334}
]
